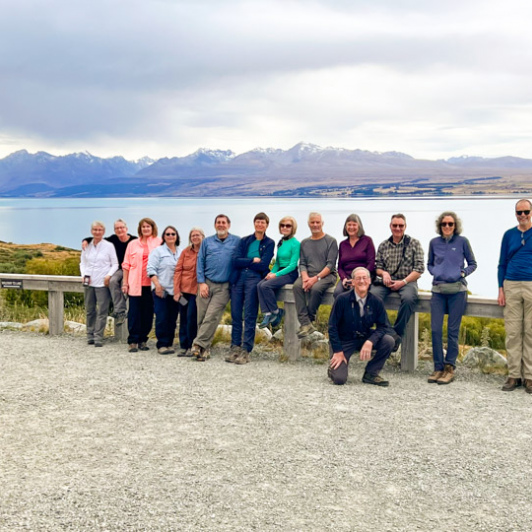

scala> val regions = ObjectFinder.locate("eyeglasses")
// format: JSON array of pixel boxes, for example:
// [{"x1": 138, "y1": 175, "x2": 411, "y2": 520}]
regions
[
  {"x1": 165, "y1": 232, "x2": 176, "y2": 236},
  {"x1": 280, "y1": 224, "x2": 292, "y2": 228},
  {"x1": 391, "y1": 224, "x2": 405, "y2": 229},
  {"x1": 516, "y1": 210, "x2": 531, "y2": 215},
  {"x1": 441, "y1": 222, "x2": 455, "y2": 227}
]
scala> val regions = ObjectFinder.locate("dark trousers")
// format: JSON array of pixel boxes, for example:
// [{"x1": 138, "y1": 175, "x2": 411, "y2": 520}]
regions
[
  {"x1": 127, "y1": 286, "x2": 154, "y2": 345},
  {"x1": 329, "y1": 335, "x2": 394, "y2": 385},
  {"x1": 177, "y1": 293, "x2": 197, "y2": 350},
  {"x1": 257, "y1": 270, "x2": 298, "y2": 313},
  {"x1": 293, "y1": 274, "x2": 336, "y2": 326},
  {"x1": 230, "y1": 270, "x2": 261, "y2": 353},
  {"x1": 431, "y1": 291, "x2": 468, "y2": 371},
  {"x1": 370, "y1": 282, "x2": 418, "y2": 337},
  {"x1": 153, "y1": 292, "x2": 179, "y2": 349}
]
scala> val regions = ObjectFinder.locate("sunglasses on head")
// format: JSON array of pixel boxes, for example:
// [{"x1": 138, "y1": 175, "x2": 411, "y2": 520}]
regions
[
  {"x1": 441, "y1": 222, "x2": 455, "y2": 227},
  {"x1": 516, "y1": 210, "x2": 531, "y2": 216}
]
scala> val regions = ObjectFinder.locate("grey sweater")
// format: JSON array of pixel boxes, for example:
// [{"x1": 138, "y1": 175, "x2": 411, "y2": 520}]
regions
[{"x1": 299, "y1": 234, "x2": 338, "y2": 277}]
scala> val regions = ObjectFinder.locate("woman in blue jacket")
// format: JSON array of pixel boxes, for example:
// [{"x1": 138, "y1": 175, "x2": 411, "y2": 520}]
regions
[
  {"x1": 227, "y1": 212, "x2": 275, "y2": 364},
  {"x1": 427, "y1": 212, "x2": 477, "y2": 385}
]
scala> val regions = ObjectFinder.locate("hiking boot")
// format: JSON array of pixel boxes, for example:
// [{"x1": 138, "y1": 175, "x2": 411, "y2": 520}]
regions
[
  {"x1": 362, "y1": 373, "x2": 389, "y2": 387},
  {"x1": 258, "y1": 314, "x2": 273, "y2": 329},
  {"x1": 270, "y1": 308, "x2": 285, "y2": 328},
  {"x1": 158, "y1": 347, "x2": 174, "y2": 355},
  {"x1": 428, "y1": 371, "x2": 444, "y2": 383},
  {"x1": 502, "y1": 377, "x2": 522, "y2": 391},
  {"x1": 183, "y1": 348, "x2": 194, "y2": 357},
  {"x1": 297, "y1": 323, "x2": 316, "y2": 338},
  {"x1": 524, "y1": 379, "x2": 532, "y2": 394},
  {"x1": 94, "y1": 342, "x2": 103, "y2": 348},
  {"x1": 87, "y1": 339, "x2": 95, "y2": 345},
  {"x1": 234, "y1": 350, "x2": 251, "y2": 365},
  {"x1": 225, "y1": 345, "x2": 242, "y2": 363},
  {"x1": 115, "y1": 312, "x2": 126, "y2": 325},
  {"x1": 176, "y1": 348, "x2": 188, "y2": 357},
  {"x1": 139, "y1": 342, "x2": 150, "y2": 351},
  {"x1": 129, "y1": 343, "x2": 138, "y2": 353},
  {"x1": 196, "y1": 347, "x2": 210, "y2": 362},
  {"x1": 437, "y1": 365, "x2": 455, "y2": 385},
  {"x1": 190, "y1": 344, "x2": 202, "y2": 358}
]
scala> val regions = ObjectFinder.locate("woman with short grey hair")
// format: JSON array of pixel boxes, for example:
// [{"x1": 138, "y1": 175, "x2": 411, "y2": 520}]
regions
[
  {"x1": 334, "y1": 213, "x2": 376, "y2": 298},
  {"x1": 80, "y1": 221, "x2": 119, "y2": 347}
]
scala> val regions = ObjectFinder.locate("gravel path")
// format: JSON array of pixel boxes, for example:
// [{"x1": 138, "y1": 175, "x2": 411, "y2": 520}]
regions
[{"x1": 1, "y1": 330, "x2": 531, "y2": 531}]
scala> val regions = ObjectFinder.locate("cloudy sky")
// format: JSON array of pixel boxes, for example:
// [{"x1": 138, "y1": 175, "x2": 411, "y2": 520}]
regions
[{"x1": 2, "y1": 0, "x2": 532, "y2": 160}]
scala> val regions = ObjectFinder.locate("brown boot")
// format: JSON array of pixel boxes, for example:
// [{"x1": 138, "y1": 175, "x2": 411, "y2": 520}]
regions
[
  {"x1": 437, "y1": 364, "x2": 455, "y2": 385},
  {"x1": 523, "y1": 379, "x2": 532, "y2": 394},
  {"x1": 501, "y1": 377, "x2": 522, "y2": 391},
  {"x1": 428, "y1": 371, "x2": 443, "y2": 383}
]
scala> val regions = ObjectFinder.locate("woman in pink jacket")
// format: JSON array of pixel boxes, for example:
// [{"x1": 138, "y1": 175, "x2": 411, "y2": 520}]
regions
[{"x1": 122, "y1": 218, "x2": 162, "y2": 352}]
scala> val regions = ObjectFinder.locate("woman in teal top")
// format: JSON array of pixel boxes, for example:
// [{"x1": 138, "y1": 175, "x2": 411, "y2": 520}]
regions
[{"x1": 258, "y1": 216, "x2": 300, "y2": 328}]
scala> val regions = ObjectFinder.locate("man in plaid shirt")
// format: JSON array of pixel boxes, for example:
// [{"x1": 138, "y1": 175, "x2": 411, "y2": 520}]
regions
[{"x1": 371, "y1": 213, "x2": 425, "y2": 350}]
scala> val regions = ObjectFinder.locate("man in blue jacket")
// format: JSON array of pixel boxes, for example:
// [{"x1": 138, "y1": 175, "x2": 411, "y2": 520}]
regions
[
  {"x1": 191, "y1": 214, "x2": 240, "y2": 361},
  {"x1": 227, "y1": 212, "x2": 275, "y2": 364},
  {"x1": 328, "y1": 267, "x2": 395, "y2": 386}
]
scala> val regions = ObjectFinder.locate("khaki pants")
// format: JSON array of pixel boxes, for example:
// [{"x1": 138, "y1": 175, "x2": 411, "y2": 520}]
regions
[
  {"x1": 503, "y1": 280, "x2": 532, "y2": 379},
  {"x1": 194, "y1": 279, "x2": 230, "y2": 349}
]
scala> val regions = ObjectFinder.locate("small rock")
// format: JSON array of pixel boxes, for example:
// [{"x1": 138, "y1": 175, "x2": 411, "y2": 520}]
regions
[
  {"x1": 463, "y1": 346, "x2": 508, "y2": 374},
  {"x1": 64, "y1": 321, "x2": 86, "y2": 333},
  {"x1": 24, "y1": 318, "x2": 49, "y2": 332},
  {"x1": 0, "y1": 321, "x2": 23, "y2": 329}
]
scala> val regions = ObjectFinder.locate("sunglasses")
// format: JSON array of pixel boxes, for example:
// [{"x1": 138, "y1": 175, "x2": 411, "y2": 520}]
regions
[
  {"x1": 280, "y1": 224, "x2": 292, "y2": 228},
  {"x1": 516, "y1": 210, "x2": 531, "y2": 216},
  {"x1": 391, "y1": 224, "x2": 405, "y2": 229},
  {"x1": 165, "y1": 232, "x2": 176, "y2": 236},
  {"x1": 441, "y1": 222, "x2": 455, "y2": 227}
]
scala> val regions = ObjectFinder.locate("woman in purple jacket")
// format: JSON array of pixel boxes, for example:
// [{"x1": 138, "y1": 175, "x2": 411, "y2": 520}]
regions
[
  {"x1": 427, "y1": 211, "x2": 477, "y2": 385},
  {"x1": 334, "y1": 214, "x2": 376, "y2": 298}
]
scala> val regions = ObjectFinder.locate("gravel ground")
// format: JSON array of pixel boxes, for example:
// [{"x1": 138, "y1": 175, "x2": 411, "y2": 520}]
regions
[{"x1": 1, "y1": 329, "x2": 531, "y2": 532}]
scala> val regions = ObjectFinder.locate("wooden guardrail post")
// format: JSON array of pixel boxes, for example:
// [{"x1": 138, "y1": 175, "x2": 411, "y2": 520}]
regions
[{"x1": 48, "y1": 290, "x2": 65, "y2": 336}]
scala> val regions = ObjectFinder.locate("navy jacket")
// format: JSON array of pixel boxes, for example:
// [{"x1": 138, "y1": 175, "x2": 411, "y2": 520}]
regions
[
  {"x1": 328, "y1": 290, "x2": 391, "y2": 353},
  {"x1": 427, "y1": 234, "x2": 477, "y2": 286},
  {"x1": 230, "y1": 233, "x2": 275, "y2": 285}
]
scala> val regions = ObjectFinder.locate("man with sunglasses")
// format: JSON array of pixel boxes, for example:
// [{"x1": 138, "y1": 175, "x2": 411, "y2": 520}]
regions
[
  {"x1": 498, "y1": 199, "x2": 532, "y2": 393},
  {"x1": 371, "y1": 213, "x2": 425, "y2": 351}
]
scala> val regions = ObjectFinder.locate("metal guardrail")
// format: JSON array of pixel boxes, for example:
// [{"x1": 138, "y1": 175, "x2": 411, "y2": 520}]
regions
[{"x1": 0, "y1": 274, "x2": 503, "y2": 370}]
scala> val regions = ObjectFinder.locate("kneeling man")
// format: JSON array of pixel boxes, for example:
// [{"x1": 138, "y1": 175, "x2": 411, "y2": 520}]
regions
[{"x1": 328, "y1": 267, "x2": 394, "y2": 386}]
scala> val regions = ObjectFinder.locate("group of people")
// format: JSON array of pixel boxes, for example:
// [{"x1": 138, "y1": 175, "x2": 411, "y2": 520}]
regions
[{"x1": 79, "y1": 199, "x2": 532, "y2": 394}]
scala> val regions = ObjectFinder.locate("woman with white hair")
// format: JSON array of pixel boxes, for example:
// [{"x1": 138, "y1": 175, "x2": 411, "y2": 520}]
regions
[{"x1": 80, "y1": 221, "x2": 118, "y2": 347}]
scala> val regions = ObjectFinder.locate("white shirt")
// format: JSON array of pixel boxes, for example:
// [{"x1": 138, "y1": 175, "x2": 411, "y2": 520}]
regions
[{"x1": 80, "y1": 239, "x2": 119, "y2": 288}]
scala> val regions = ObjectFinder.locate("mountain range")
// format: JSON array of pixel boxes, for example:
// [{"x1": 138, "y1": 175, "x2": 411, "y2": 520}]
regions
[{"x1": 1, "y1": 143, "x2": 531, "y2": 197}]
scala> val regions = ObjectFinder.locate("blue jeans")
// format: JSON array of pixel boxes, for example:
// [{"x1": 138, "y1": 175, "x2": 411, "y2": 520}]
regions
[
  {"x1": 177, "y1": 293, "x2": 197, "y2": 350},
  {"x1": 127, "y1": 286, "x2": 154, "y2": 344},
  {"x1": 231, "y1": 270, "x2": 262, "y2": 352},
  {"x1": 153, "y1": 291, "x2": 179, "y2": 349},
  {"x1": 431, "y1": 291, "x2": 468, "y2": 371},
  {"x1": 257, "y1": 270, "x2": 298, "y2": 314}
]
